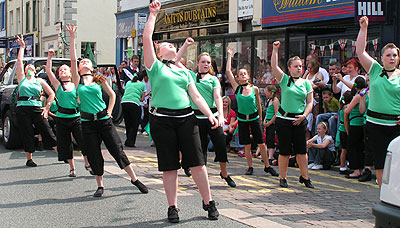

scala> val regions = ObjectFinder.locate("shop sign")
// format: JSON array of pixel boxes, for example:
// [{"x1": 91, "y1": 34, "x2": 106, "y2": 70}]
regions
[
  {"x1": 9, "y1": 34, "x2": 34, "y2": 58},
  {"x1": 262, "y1": 0, "x2": 355, "y2": 28},
  {"x1": 137, "y1": 13, "x2": 147, "y2": 36},
  {"x1": 238, "y1": 0, "x2": 253, "y2": 21},
  {"x1": 155, "y1": 0, "x2": 228, "y2": 33},
  {"x1": 116, "y1": 16, "x2": 134, "y2": 38},
  {"x1": 0, "y1": 39, "x2": 7, "y2": 48},
  {"x1": 355, "y1": 0, "x2": 385, "y2": 22}
]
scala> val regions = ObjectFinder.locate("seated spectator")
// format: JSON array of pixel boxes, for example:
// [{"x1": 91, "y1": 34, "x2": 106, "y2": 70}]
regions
[
  {"x1": 231, "y1": 120, "x2": 245, "y2": 157},
  {"x1": 314, "y1": 89, "x2": 340, "y2": 137},
  {"x1": 307, "y1": 122, "x2": 336, "y2": 170}
]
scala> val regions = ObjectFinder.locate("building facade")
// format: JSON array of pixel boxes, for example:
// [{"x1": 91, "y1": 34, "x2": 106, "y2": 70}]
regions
[{"x1": 6, "y1": 0, "x2": 117, "y2": 64}]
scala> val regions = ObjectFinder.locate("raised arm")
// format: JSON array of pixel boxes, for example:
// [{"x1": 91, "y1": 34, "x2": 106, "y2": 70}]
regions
[
  {"x1": 66, "y1": 24, "x2": 79, "y2": 88},
  {"x1": 271, "y1": 41, "x2": 284, "y2": 82},
  {"x1": 143, "y1": 0, "x2": 161, "y2": 70},
  {"x1": 46, "y1": 49, "x2": 60, "y2": 89},
  {"x1": 175, "y1": 37, "x2": 194, "y2": 68},
  {"x1": 226, "y1": 46, "x2": 239, "y2": 90},
  {"x1": 356, "y1": 16, "x2": 374, "y2": 72},
  {"x1": 16, "y1": 35, "x2": 25, "y2": 84}
]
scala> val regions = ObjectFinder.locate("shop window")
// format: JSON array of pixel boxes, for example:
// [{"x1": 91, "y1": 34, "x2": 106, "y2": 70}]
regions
[{"x1": 199, "y1": 39, "x2": 224, "y2": 78}]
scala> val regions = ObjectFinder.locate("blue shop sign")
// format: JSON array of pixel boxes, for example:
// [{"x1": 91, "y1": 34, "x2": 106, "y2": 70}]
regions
[{"x1": 262, "y1": 0, "x2": 355, "y2": 28}]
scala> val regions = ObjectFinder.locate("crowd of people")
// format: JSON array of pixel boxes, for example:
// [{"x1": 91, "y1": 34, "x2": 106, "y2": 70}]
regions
[{"x1": 11, "y1": 0, "x2": 400, "y2": 223}]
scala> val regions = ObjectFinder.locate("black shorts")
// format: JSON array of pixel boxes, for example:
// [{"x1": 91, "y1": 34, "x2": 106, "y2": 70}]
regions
[
  {"x1": 238, "y1": 118, "x2": 264, "y2": 145},
  {"x1": 150, "y1": 114, "x2": 205, "y2": 171},
  {"x1": 197, "y1": 118, "x2": 228, "y2": 164},
  {"x1": 365, "y1": 122, "x2": 400, "y2": 169},
  {"x1": 275, "y1": 117, "x2": 307, "y2": 156},
  {"x1": 265, "y1": 123, "x2": 276, "y2": 149},
  {"x1": 339, "y1": 130, "x2": 348, "y2": 149}
]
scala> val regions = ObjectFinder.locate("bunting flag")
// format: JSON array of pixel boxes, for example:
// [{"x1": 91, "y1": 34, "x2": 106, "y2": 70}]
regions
[
  {"x1": 320, "y1": 46, "x2": 325, "y2": 56},
  {"x1": 351, "y1": 40, "x2": 357, "y2": 56},
  {"x1": 372, "y1": 38, "x2": 379, "y2": 53},
  {"x1": 329, "y1": 43, "x2": 335, "y2": 56},
  {"x1": 338, "y1": 39, "x2": 347, "y2": 50},
  {"x1": 311, "y1": 44, "x2": 316, "y2": 54}
]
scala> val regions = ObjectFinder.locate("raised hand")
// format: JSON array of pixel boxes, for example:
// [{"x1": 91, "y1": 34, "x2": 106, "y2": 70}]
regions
[
  {"x1": 17, "y1": 35, "x2": 25, "y2": 49},
  {"x1": 185, "y1": 37, "x2": 194, "y2": 46},
  {"x1": 149, "y1": 0, "x2": 161, "y2": 14},
  {"x1": 273, "y1": 41, "x2": 280, "y2": 50},
  {"x1": 66, "y1": 24, "x2": 77, "y2": 39},
  {"x1": 48, "y1": 49, "x2": 55, "y2": 58},
  {"x1": 227, "y1": 46, "x2": 233, "y2": 56},
  {"x1": 359, "y1": 16, "x2": 368, "y2": 29}
]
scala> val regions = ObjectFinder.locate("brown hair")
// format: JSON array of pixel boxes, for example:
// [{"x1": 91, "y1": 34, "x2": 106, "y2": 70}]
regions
[
  {"x1": 92, "y1": 73, "x2": 106, "y2": 84},
  {"x1": 307, "y1": 59, "x2": 320, "y2": 74},
  {"x1": 287, "y1": 56, "x2": 301, "y2": 67},
  {"x1": 197, "y1": 52, "x2": 215, "y2": 75},
  {"x1": 265, "y1": 84, "x2": 277, "y2": 102}
]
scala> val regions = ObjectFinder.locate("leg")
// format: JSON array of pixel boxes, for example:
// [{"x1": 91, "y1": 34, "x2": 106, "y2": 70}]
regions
[
  {"x1": 163, "y1": 170, "x2": 178, "y2": 207},
  {"x1": 121, "y1": 103, "x2": 135, "y2": 146},
  {"x1": 376, "y1": 169, "x2": 383, "y2": 187},
  {"x1": 278, "y1": 155, "x2": 290, "y2": 179},
  {"x1": 244, "y1": 144, "x2": 253, "y2": 167},
  {"x1": 328, "y1": 114, "x2": 337, "y2": 137},
  {"x1": 191, "y1": 165, "x2": 212, "y2": 204},
  {"x1": 308, "y1": 147, "x2": 317, "y2": 164},
  {"x1": 297, "y1": 154, "x2": 309, "y2": 179}
]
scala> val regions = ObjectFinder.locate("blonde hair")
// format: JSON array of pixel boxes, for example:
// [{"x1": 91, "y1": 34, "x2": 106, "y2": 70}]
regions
[
  {"x1": 222, "y1": 96, "x2": 232, "y2": 117},
  {"x1": 381, "y1": 43, "x2": 400, "y2": 67},
  {"x1": 197, "y1": 52, "x2": 215, "y2": 75},
  {"x1": 287, "y1": 56, "x2": 301, "y2": 67},
  {"x1": 318, "y1": 122, "x2": 329, "y2": 135}
]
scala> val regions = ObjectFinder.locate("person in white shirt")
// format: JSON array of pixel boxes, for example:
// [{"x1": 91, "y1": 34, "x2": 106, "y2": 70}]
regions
[{"x1": 332, "y1": 58, "x2": 365, "y2": 97}]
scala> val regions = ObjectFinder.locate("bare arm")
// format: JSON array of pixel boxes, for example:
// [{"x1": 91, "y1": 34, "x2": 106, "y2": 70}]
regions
[
  {"x1": 16, "y1": 35, "x2": 25, "y2": 84},
  {"x1": 254, "y1": 87, "x2": 263, "y2": 123},
  {"x1": 143, "y1": 0, "x2": 161, "y2": 70},
  {"x1": 266, "y1": 97, "x2": 279, "y2": 127},
  {"x1": 213, "y1": 86, "x2": 224, "y2": 127},
  {"x1": 294, "y1": 90, "x2": 313, "y2": 126},
  {"x1": 175, "y1": 38, "x2": 194, "y2": 64},
  {"x1": 271, "y1": 41, "x2": 284, "y2": 82},
  {"x1": 359, "y1": 93, "x2": 367, "y2": 114},
  {"x1": 66, "y1": 24, "x2": 80, "y2": 88},
  {"x1": 356, "y1": 16, "x2": 374, "y2": 73},
  {"x1": 140, "y1": 92, "x2": 146, "y2": 102},
  {"x1": 226, "y1": 46, "x2": 239, "y2": 90},
  {"x1": 332, "y1": 73, "x2": 341, "y2": 94},
  {"x1": 188, "y1": 83, "x2": 218, "y2": 128},
  {"x1": 39, "y1": 78, "x2": 56, "y2": 119},
  {"x1": 344, "y1": 95, "x2": 360, "y2": 134},
  {"x1": 311, "y1": 138, "x2": 331, "y2": 149},
  {"x1": 101, "y1": 81, "x2": 116, "y2": 117},
  {"x1": 46, "y1": 49, "x2": 60, "y2": 89}
]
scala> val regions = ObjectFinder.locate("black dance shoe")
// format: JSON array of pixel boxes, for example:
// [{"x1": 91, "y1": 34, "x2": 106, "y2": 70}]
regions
[
  {"x1": 167, "y1": 206, "x2": 179, "y2": 223},
  {"x1": 220, "y1": 172, "x2": 236, "y2": 187},
  {"x1": 358, "y1": 169, "x2": 372, "y2": 182},
  {"x1": 245, "y1": 167, "x2": 254, "y2": 175},
  {"x1": 264, "y1": 166, "x2": 279, "y2": 176},
  {"x1": 279, "y1": 179, "x2": 288, "y2": 188},
  {"x1": 131, "y1": 179, "x2": 148, "y2": 193},
  {"x1": 202, "y1": 200, "x2": 219, "y2": 220},
  {"x1": 94, "y1": 187, "x2": 104, "y2": 197},
  {"x1": 299, "y1": 175, "x2": 314, "y2": 188},
  {"x1": 184, "y1": 168, "x2": 191, "y2": 177},
  {"x1": 26, "y1": 159, "x2": 37, "y2": 167}
]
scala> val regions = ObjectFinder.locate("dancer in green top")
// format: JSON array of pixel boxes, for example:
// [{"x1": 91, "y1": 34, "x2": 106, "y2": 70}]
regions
[
  {"x1": 15, "y1": 35, "x2": 57, "y2": 167},
  {"x1": 226, "y1": 46, "x2": 279, "y2": 177},
  {"x1": 271, "y1": 41, "x2": 314, "y2": 188},
  {"x1": 67, "y1": 24, "x2": 148, "y2": 197},
  {"x1": 356, "y1": 16, "x2": 400, "y2": 187},
  {"x1": 46, "y1": 48, "x2": 91, "y2": 177}
]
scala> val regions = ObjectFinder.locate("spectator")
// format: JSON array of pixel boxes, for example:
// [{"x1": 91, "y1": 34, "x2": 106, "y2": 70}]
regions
[
  {"x1": 305, "y1": 54, "x2": 329, "y2": 84},
  {"x1": 332, "y1": 58, "x2": 364, "y2": 97},
  {"x1": 337, "y1": 91, "x2": 353, "y2": 174},
  {"x1": 307, "y1": 122, "x2": 335, "y2": 170},
  {"x1": 314, "y1": 89, "x2": 340, "y2": 137},
  {"x1": 222, "y1": 96, "x2": 236, "y2": 150},
  {"x1": 120, "y1": 55, "x2": 140, "y2": 88}
]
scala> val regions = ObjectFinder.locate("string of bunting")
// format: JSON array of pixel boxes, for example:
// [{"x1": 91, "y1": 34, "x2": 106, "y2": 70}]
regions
[{"x1": 310, "y1": 38, "x2": 379, "y2": 56}]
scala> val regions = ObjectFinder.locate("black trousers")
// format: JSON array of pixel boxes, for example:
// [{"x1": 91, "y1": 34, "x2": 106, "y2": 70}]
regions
[
  {"x1": 16, "y1": 106, "x2": 57, "y2": 153},
  {"x1": 56, "y1": 116, "x2": 87, "y2": 161},
  {"x1": 141, "y1": 105, "x2": 149, "y2": 132},
  {"x1": 121, "y1": 103, "x2": 141, "y2": 146},
  {"x1": 197, "y1": 118, "x2": 228, "y2": 165},
  {"x1": 81, "y1": 118, "x2": 130, "y2": 176},
  {"x1": 348, "y1": 125, "x2": 365, "y2": 170}
]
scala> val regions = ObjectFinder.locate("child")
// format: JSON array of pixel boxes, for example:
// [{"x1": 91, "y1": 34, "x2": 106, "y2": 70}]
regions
[
  {"x1": 314, "y1": 89, "x2": 340, "y2": 137},
  {"x1": 263, "y1": 85, "x2": 279, "y2": 163},
  {"x1": 337, "y1": 91, "x2": 353, "y2": 174},
  {"x1": 307, "y1": 122, "x2": 335, "y2": 170}
]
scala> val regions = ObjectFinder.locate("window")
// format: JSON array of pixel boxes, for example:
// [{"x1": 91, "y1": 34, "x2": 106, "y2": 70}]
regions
[
  {"x1": 9, "y1": 10, "x2": 13, "y2": 36},
  {"x1": 33, "y1": 0, "x2": 37, "y2": 31},
  {"x1": 16, "y1": 8, "x2": 20, "y2": 34},
  {"x1": 45, "y1": 0, "x2": 50, "y2": 25},
  {"x1": 0, "y1": 2, "x2": 5, "y2": 30},
  {"x1": 55, "y1": 0, "x2": 60, "y2": 22},
  {"x1": 26, "y1": 2, "x2": 30, "y2": 33}
]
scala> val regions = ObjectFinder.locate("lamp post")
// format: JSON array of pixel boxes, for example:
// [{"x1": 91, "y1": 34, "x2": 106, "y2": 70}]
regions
[{"x1": 54, "y1": 21, "x2": 63, "y2": 57}]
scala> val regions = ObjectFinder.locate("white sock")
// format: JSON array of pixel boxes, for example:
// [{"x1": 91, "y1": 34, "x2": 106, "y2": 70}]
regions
[{"x1": 340, "y1": 167, "x2": 347, "y2": 171}]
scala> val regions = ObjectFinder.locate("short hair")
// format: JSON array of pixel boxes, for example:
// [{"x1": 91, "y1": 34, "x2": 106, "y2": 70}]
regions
[
  {"x1": 329, "y1": 61, "x2": 340, "y2": 68},
  {"x1": 307, "y1": 59, "x2": 320, "y2": 74},
  {"x1": 346, "y1": 58, "x2": 361, "y2": 70},
  {"x1": 121, "y1": 60, "x2": 128, "y2": 65},
  {"x1": 131, "y1": 55, "x2": 139, "y2": 60},
  {"x1": 322, "y1": 89, "x2": 332, "y2": 96},
  {"x1": 287, "y1": 56, "x2": 301, "y2": 67}
]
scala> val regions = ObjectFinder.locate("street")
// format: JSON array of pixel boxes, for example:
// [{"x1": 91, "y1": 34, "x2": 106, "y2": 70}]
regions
[{"x1": 0, "y1": 125, "x2": 379, "y2": 228}]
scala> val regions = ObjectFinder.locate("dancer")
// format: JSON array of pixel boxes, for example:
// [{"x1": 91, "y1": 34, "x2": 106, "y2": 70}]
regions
[
  {"x1": 226, "y1": 46, "x2": 279, "y2": 177},
  {"x1": 46, "y1": 48, "x2": 92, "y2": 177},
  {"x1": 15, "y1": 35, "x2": 57, "y2": 167},
  {"x1": 356, "y1": 16, "x2": 400, "y2": 187},
  {"x1": 271, "y1": 41, "x2": 314, "y2": 188},
  {"x1": 67, "y1": 24, "x2": 148, "y2": 197},
  {"x1": 143, "y1": 0, "x2": 219, "y2": 223}
]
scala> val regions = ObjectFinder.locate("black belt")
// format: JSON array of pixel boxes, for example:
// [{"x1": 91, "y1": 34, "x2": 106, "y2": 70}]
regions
[
  {"x1": 81, "y1": 109, "x2": 107, "y2": 121},
  {"x1": 367, "y1": 110, "x2": 400, "y2": 121},
  {"x1": 150, "y1": 107, "x2": 193, "y2": 116},
  {"x1": 194, "y1": 108, "x2": 218, "y2": 116},
  {"x1": 57, "y1": 106, "x2": 79, "y2": 115},
  {"x1": 278, "y1": 107, "x2": 303, "y2": 118},
  {"x1": 18, "y1": 96, "x2": 40, "y2": 101},
  {"x1": 237, "y1": 111, "x2": 258, "y2": 120}
]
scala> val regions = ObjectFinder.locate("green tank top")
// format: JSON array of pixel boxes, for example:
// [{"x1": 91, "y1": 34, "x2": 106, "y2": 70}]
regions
[
  {"x1": 55, "y1": 84, "x2": 80, "y2": 118},
  {"x1": 77, "y1": 83, "x2": 109, "y2": 121},
  {"x1": 17, "y1": 77, "x2": 42, "y2": 107},
  {"x1": 349, "y1": 95, "x2": 369, "y2": 126},
  {"x1": 121, "y1": 80, "x2": 146, "y2": 105},
  {"x1": 265, "y1": 100, "x2": 276, "y2": 121},
  {"x1": 236, "y1": 86, "x2": 258, "y2": 122},
  {"x1": 339, "y1": 109, "x2": 345, "y2": 132}
]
